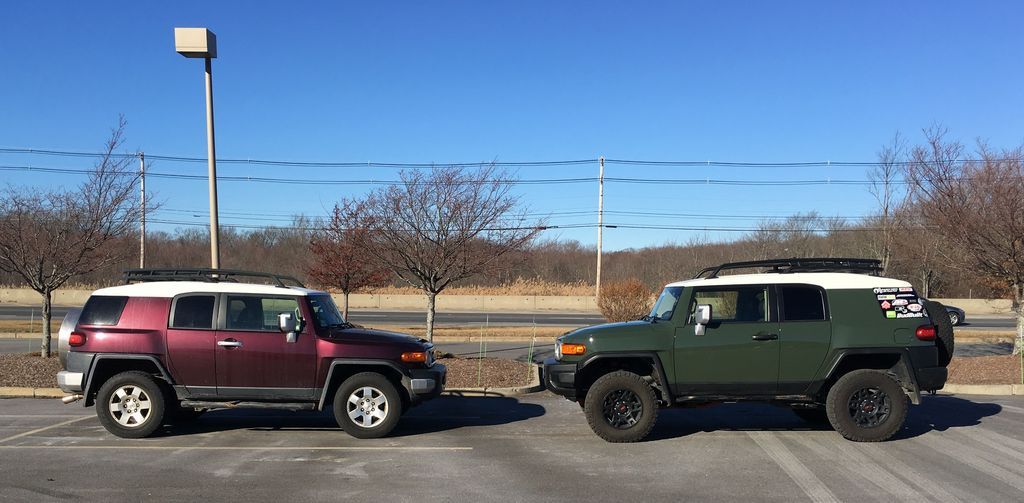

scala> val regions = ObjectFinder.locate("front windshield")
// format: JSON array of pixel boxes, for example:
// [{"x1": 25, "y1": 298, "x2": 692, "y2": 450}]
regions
[
  {"x1": 308, "y1": 294, "x2": 347, "y2": 328},
  {"x1": 649, "y1": 286, "x2": 684, "y2": 321}
]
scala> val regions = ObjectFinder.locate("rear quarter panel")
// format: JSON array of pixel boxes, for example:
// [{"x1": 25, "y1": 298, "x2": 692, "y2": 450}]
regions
[{"x1": 74, "y1": 297, "x2": 170, "y2": 356}]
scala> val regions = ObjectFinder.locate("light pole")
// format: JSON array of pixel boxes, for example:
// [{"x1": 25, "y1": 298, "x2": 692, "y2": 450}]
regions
[
  {"x1": 595, "y1": 156, "x2": 604, "y2": 297},
  {"x1": 174, "y1": 27, "x2": 221, "y2": 269}
]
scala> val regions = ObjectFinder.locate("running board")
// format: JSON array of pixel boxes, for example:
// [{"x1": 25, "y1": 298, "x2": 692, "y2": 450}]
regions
[{"x1": 180, "y1": 400, "x2": 316, "y2": 411}]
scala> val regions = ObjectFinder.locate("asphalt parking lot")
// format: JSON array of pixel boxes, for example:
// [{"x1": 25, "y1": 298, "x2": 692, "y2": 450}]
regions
[{"x1": 2, "y1": 392, "x2": 1024, "y2": 502}]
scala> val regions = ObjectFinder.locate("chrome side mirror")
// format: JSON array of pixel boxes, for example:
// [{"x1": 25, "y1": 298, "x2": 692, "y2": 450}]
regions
[
  {"x1": 279, "y1": 313, "x2": 298, "y2": 343},
  {"x1": 694, "y1": 304, "x2": 712, "y2": 336}
]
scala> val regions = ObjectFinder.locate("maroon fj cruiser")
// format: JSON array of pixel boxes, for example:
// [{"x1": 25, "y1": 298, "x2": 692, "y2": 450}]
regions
[{"x1": 56, "y1": 269, "x2": 446, "y2": 439}]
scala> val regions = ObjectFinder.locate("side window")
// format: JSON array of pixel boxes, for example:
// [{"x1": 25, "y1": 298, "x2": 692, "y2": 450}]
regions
[
  {"x1": 80, "y1": 296, "x2": 129, "y2": 326},
  {"x1": 225, "y1": 295, "x2": 299, "y2": 331},
  {"x1": 692, "y1": 286, "x2": 768, "y2": 323},
  {"x1": 170, "y1": 295, "x2": 216, "y2": 329},
  {"x1": 780, "y1": 286, "x2": 827, "y2": 321}
]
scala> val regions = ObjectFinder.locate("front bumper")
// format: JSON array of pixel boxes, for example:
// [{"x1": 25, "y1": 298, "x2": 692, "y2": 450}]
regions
[
  {"x1": 57, "y1": 371, "x2": 84, "y2": 393},
  {"x1": 408, "y1": 363, "x2": 446, "y2": 401},
  {"x1": 543, "y1": 357, "x2": 578, "y2": 400}
]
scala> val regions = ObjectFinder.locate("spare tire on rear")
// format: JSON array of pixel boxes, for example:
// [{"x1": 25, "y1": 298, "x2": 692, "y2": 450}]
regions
[{"x1": 923, "y1": 300, "x2": 954, "y2": 366}]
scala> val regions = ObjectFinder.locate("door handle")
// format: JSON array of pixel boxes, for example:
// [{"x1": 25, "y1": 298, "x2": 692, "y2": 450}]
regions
[
  {"x1": 217, "y1": 339, "x2": 243, "y2": 348},
  {"x1": 751, "y1": 333, "x2": 778, "y2": 341}
]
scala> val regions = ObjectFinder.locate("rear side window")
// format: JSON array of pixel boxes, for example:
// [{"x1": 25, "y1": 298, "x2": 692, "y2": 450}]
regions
[
  {"x1": 780, "y1": 286, "x2": 827, "y2": 321},
  {"x1": 170, "y1": 295, "x2": 216, "y2": 329},
  {"x1": 79, "y1": 296, "x2": 129, "y2": 326}
]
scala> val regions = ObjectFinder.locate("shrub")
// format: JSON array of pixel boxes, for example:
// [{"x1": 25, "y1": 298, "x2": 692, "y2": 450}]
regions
[{"x1": 598, "y1": 279, "x2": 654, "y2": 322}]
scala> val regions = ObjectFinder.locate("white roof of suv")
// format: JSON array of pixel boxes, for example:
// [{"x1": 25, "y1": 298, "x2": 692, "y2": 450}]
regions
[
  {"x1": 91, "y1": 281, "x2": 323, "y2": 298},
  {"x1": 666, "y1": 272, "x2": 912, "y2": 290}
]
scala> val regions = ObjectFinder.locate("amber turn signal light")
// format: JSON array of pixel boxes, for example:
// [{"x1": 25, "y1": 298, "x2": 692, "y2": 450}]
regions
[
  {"x1": 401, "y1": 352, "x2": 428, "y2": 363},
  {"x1": 560, "y1": 343, "x2": 586, "y2": 356}
]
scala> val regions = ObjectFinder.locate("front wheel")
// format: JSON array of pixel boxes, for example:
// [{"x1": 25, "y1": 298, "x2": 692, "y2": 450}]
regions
[
  {"x1": 583, "y1": 371, "x2": 658, "y2": 443},
  {"x1": 95, "y1": 371, "x2": 166, "y2": 438},
  {"x1": 826, "y1": 370, "x2": 908, "y2": 442},
  {"x1": 333, "y1": 372, "x2": 403, "y2": 439}
]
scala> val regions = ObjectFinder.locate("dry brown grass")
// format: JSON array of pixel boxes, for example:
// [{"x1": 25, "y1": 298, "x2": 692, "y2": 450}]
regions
[
  {"x1": 367, "y1": 324, "x2": 575, "y2": 341},
  {"x1": 358, "y1": 278, "x2": 593, "y2": 297},
  {"x1": 0, "y1": 320, "x2": 61, "y2": 334},
  {"x1": 954, "y1": 329, "x2": 1016, "y2": 340}
]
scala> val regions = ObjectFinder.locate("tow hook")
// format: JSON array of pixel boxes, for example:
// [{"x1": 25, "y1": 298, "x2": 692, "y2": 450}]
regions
[{"x1": 61, "y1": 394, "x2": 83, "y2": 404}]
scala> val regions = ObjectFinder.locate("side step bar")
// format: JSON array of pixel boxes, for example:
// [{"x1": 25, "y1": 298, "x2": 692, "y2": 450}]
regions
[{"x1": 181, "y1": 400, "x2": 316, "y2": 411}]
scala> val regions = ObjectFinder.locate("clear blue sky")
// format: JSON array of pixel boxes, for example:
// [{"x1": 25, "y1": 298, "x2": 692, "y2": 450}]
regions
[{"x1": 2, "y1": 1, "x2": 1022, "y2": 251}]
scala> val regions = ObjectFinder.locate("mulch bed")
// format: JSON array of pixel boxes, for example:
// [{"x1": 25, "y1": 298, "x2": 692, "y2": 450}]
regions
[
  {"x1": 0, "y1": 353, "x2": 60, "y2": 388},
  {"x1": 438, "y1": 356, "x2": 532, "y2": 388},
  {"x1": 0, "y1": 353, "x2": 533, "y2": 390},
  {"x1": 947, "y1": 355, "x2": 1022, "y2": 385}
]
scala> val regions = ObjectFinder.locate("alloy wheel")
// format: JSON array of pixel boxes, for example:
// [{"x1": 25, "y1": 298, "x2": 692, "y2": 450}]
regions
[
  {"x1": 108, "y1": 385, "x2": 153, "y2": 428},
  {"x1": 347, "y1": 386, "x2": 389, "y2": 428},
  {"x1": 847, "y1": 387, "x2": 891, "y2": 428},
  {"x1": 601, "y1": 389, "x2": 644, "y2": 429}
]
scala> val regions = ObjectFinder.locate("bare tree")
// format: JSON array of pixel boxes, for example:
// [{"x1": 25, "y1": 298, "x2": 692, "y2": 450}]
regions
[
  {"x1": 904, "y1": 127, "x2": 1024, "y2": 354},
  {"x1": 868, "y1": 132, "x2": 908, "y2": 274},
  {"x1": 359, "y1": 165, "x2": 542, "y2": 342},
  {"x1": 0, "y1": 117, "x2": 143, "y2": 357},
  {"x1": 308, "y1": 200, "x2": 390, "y2": 319}
]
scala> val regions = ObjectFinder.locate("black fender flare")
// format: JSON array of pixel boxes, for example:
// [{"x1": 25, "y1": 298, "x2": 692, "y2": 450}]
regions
[
  {"x1": 814, "y1": 348, "x2": 921, "y2": 404},
  {"x1": 82, "y1": 354, "x2": 175, "y2": 406},
  {"x1": 576, "y1": 351, "x2": 674, "y2": 403},
  {"x1": 316, "y1": 359, "x2": 411, "y2": 411}
]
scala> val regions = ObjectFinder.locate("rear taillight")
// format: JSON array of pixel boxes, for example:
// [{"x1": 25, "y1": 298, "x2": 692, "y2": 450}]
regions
[
  {"x1": 915, "y1": 325, "x2": 936, "y2": 341},
  {"x1": 68, "y1": 332, "x2": 87, "y2": 347}
]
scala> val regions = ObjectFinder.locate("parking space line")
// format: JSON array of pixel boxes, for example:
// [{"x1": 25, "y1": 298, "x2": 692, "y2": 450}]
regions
[
  {"x1": 0, "y1": 445, "x2": 472, "y2": 451},
  {"x1": 998, "y1": 404, "x2": 1024, "y2": 415},
  {"x1": 747, "y1": 432, "x2": 839, "y2": 503},
  {"x1": 0, "y1": 416, "x2": 92, "y2": 444},
  {"x1": 788, "y1": 434, "x2": 927, "y2": 502},
  {"x1": 916, "y1": 433, "x2": 1024, "y2": 493}
]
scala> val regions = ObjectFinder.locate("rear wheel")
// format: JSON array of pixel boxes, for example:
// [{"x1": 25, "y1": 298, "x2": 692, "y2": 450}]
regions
[
  {"x1": 826, "y1": 369, "x2": 908, "y2": 442},
  {"x1": 583, "y1": 371, "x2": 658, "y2": 443},
  {"x1": 95, "y1": 371, "x2": 166, "y2": 439},
  {"x1": 948, "y1": 311, "x2": 960, "y2": 326},
  {"x1": 924, "y1": 300, "x2": 955, "y2": 366},
  {"x1": 333, "y1": 372, "x2": 402, "y2": 439}
]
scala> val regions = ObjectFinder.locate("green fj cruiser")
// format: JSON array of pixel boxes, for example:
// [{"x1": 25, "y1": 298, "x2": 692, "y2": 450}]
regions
[{"x1": 543, "y1": 258, "x2": 953, "y2": 443}]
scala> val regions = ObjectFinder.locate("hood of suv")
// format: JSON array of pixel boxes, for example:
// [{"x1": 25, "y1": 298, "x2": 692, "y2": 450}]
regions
[
  {"x1": 322, "y1": 325, "x2": 426, "y2": 346},
  {"x1": 564, "y1": 320, "x2": 653, "y2": 340}
]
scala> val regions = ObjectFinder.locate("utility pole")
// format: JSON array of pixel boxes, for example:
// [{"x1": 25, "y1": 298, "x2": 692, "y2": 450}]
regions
[
  {"x1": 596, "y1": 156, "x2": 605, "y2": 298},
  {"x1": 205, "y1": 56, "x2": 221, "y2": 269},
  {"x1": 139, "y1": 152, "x2": 146, "y2": 268}
]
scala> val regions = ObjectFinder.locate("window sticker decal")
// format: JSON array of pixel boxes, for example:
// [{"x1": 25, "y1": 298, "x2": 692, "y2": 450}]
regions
[{"x1": 873, "y1": 287, "x2": 926, "y2": 319}]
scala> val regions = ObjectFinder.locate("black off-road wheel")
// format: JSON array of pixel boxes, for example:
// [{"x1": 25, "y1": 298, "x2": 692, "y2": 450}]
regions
[
  {"x1": 333, "y1": 372, "x2": 403, "y2": 439},
  {"x1": 583, "y1": 371, "x2": 658, "y2": 443},
  {"x1": 826, "y1": 370, "x2": 908, "y2": 442},
  {"x1": 923, "y1": 300, "x2": 955, "y2": 366},
  {"x1": 95, "y1": 371, "x2": 166, "y2": 439},
  {"x1": 791, "y1": 407, "x2": 830, "y2": 425}
]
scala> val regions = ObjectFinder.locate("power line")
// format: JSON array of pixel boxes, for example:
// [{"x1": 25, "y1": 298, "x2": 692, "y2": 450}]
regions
[{"x1": 3, "y1": 146, "x2": 1019, "y2": 169}]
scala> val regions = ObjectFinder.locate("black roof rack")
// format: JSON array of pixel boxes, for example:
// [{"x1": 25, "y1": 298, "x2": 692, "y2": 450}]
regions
[
  {"x1": 694, "y1": 258, "x2": 882, "y2": 279},
  {"x1": 123, "y1": 268, "x2": 306, "y2": 288}
]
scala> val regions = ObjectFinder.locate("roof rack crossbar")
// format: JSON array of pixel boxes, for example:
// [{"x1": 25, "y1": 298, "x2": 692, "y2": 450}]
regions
[
  {"x1": 123, "y1": 268, "x2": 305, "y2": 288},
  {"x1": 694, "y1": 258, "x2": 882, "y2": 279}
]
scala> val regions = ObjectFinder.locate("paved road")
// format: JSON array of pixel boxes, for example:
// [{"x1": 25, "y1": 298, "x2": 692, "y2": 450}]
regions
[
  {"x1": 1, "y1": 393, "x2": 1023, "y2": 501},
  {"x1": 0, "y1": 305, "x2": 604, "y2": 327}
]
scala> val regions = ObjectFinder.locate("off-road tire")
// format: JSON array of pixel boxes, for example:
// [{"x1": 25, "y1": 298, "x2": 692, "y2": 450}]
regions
[
  {"x1": 333, "y1": 372, "x2": 403, "y2": 439},
  {"x1": 923, "y1": 300, "x2": 955, "y2": 366},
  {"x1": 583, "y1": 371, "x2": 658, "y2": 443},
  {"x1": 791, "y1": 407, "x2": 830, "y2": 425},
  {"x1": 826, "y1": 369, "x2": 908, "y2": 442},
  {"x1": 95, "y1": 371, "x2": 166, "y2": 439}
]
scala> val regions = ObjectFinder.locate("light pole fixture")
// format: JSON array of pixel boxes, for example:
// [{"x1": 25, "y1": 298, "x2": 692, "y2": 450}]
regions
[{"x1": 174, "y1": 27, "x2": 221, "y2": 269}]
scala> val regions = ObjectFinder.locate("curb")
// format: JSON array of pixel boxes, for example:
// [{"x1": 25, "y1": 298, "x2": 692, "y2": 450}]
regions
[
  {"x1": 442, "y1": 364, "x2": 544, "y2": 397},
  {"x1": 939, "y1": 384, "x2": 1024, "y2": 396},
  {"x1": 0, "y1": 387, "x2": 63, "y2": 398}
]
